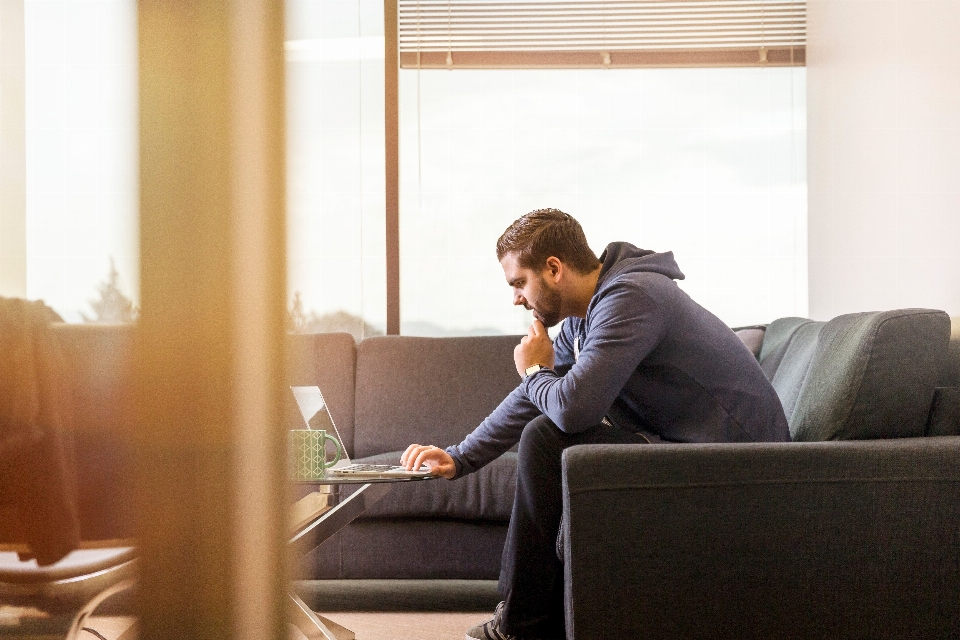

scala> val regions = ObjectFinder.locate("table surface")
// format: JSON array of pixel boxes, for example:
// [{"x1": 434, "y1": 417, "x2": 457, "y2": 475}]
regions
[{"x1": 292, "y1": 470, "x2": 438, "y2": 485}]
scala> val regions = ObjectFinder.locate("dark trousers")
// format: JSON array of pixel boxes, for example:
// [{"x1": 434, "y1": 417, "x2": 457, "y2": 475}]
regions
[{"x1": 498, "y1": 414, "x2": 650, "y2": 639}]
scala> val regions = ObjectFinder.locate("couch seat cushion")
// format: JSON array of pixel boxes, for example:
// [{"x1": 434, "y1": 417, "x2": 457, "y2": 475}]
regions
[{"x1": 351, "y1": 452, "x2": 516, "y2": 522}]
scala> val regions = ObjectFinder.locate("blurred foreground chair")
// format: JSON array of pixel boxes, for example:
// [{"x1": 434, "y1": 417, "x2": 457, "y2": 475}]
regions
[{"x1": 0, "y1": 300, "x2": 136, "y2": 638}]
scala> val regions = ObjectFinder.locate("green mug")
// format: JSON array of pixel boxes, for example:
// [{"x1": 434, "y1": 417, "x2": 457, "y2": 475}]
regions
[{"x1": 288, "y1": 429, "x2": 343, "y2": 481}]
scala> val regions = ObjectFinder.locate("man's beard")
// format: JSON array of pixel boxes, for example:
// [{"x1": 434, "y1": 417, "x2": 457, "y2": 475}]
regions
[{"x1": 532, "y1": 275, "x2": 563, "y2": 328}]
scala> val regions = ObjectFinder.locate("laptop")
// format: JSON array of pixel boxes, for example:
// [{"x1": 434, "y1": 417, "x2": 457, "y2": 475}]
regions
[{"x1": 290, "y1": 386, "x2": 432, "y2": 478}]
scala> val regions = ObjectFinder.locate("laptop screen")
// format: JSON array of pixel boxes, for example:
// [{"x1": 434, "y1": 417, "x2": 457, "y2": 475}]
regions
[{"x1": 290, "y1": 386, "x2": 351, "y2": 465}]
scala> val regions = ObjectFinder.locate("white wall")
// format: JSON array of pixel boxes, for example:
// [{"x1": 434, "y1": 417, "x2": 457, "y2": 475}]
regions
[{"x1": 807, "y1": 0, "x2": 960, "y2": 320}]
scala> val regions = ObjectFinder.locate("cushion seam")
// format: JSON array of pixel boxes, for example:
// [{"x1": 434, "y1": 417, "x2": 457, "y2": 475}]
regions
[{"x1": 569, "y1": 476, "x2": 960, "y2": 494}]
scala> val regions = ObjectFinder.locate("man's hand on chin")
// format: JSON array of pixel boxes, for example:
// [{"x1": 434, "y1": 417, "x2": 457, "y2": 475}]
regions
[{"x1": 514, "y1": 319, "x2": 556, "y2": 377}]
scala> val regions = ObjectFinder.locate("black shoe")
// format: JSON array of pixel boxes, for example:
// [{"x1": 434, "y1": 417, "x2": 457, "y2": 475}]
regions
[{"x1": 464, "y1": 601, "x2": 543, "y2": 640}]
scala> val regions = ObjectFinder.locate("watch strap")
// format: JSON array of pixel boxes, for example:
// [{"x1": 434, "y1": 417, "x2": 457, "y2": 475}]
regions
[{"x1": 523, "y1": 364, "x2": 548, "y2": 379}]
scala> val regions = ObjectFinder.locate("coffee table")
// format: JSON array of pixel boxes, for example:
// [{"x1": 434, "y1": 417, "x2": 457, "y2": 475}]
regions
[{"x1": 288, "y1": 475, "x2": 434, "y2": 640}]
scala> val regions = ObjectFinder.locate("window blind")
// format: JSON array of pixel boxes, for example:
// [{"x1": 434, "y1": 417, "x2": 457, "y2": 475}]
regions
[{"x1": 399, "y1": 0, "x2": 805, "y2": 68}]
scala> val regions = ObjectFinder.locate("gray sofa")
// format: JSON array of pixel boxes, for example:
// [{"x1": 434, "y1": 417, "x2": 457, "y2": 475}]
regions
[
  {"x1": 563, "y1": 309, "x2": 960, "y2": 639},
  {"x1": 41, "y1": 307, "x2": 960, "y2": 637},
  {"x1": 285, "y1": 332, "x2": 522, "y2": 580}
]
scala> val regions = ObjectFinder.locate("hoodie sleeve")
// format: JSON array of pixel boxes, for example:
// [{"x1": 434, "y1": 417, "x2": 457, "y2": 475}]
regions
[
  {"x1": 520, "y1": 276, "x2": 669, "y2": 434},
  {"x1": 444, "y1": 385, "x2": 542, "y2": 478},
  {"x1": 443, "y1": 318, "x2": 579, "y2": 478},
  {"x1": 551, "y1": 318, "x2": 577, "y2": 375}
]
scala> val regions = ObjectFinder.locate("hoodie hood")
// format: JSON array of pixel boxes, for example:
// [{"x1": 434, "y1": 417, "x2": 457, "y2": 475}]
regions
[{"x1": 596, "y1": 242, "x2": 685, "y2": 287}]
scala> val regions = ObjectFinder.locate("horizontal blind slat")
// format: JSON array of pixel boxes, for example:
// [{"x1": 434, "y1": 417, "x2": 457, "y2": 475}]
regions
[{"x1": 400, "y1": 0, "x2": 806, "y2": 54}]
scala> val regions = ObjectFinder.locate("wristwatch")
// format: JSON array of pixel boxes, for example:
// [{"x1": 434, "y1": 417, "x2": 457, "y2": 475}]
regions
[{"x1": 523, "y1": 364, "x2": 548, "y2": 380}]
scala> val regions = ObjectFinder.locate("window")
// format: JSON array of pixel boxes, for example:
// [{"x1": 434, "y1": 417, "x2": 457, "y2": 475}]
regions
[
  {"x1": 284, "y1": 0, "x2": 808, "y2": 337},
  {"x1": 285, "y1": 0, "x2": 387, "y2": 339},
  {"x1": 24, "y1": 0, "x2": 138, "y2": 322},
  {"x1": 399, "y1": 65, "x2": 807, "y2": 335}
]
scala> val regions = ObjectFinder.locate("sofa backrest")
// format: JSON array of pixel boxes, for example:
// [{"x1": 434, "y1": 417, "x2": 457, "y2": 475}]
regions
[
  {"x1": 758, "y1": 309, "x2": 950, "y2": 441},
  {"x1": 353, "y1": 335, "x2": 520, "y2": 459},
  {"x1": 52, "y1": 323, "x2": 135, "y2": 540},
  {"x1": 42, "y1": 325, "x2": 360, "y2": 539},
  {"x1": 940, "y1": 316, "x2": 960, "y2": 387},
  {"x1": 758, "y1": 318, "x2": 822, "y2": 419}
]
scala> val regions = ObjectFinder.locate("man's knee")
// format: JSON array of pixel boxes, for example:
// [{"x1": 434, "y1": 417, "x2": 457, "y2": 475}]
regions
[
  {"x1": 521, "y1": 414, "x2": 559, "y2": 440},
  {"x1": 518, "y1": 415, "x2": 563, "y2": 459}
]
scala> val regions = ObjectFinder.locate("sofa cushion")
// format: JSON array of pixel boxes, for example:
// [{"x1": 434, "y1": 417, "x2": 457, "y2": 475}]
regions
[
  {"x1": 353, "y1": 335, "x2": 520, "y2": 459},
  {"x1": 758, "y1": 318, "x2": 822, "y2": 420},
  {"x1": 732, "y1": 325, "x2": 765, "y2": 360},
  {"x1": 306, "y1": 519, "x2": 507, "y2": 580},
  {"x1": 352, "y1": 451, "x2": 515, "y2": 522},
  {"x1": 285, "y1": 332, "x2": 357, "y2": 456},
  {"x1": 759, "y1": 309, "x2": 950, "y2": 442}
]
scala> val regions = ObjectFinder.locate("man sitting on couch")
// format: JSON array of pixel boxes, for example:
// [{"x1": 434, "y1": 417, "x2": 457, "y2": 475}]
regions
[{"x1": 401, "y1": 208, "x2": 790, "y2": 640}]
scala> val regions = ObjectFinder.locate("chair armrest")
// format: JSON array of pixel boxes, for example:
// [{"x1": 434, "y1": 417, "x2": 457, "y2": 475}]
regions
[{"x1": 561, "y1": 439, "x2": 960, "y2": 640}]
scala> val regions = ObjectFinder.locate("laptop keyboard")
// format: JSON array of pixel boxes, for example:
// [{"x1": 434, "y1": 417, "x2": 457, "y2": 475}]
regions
[{"x1": 336, "y1": 464, "x2": 405, "y2": 472}]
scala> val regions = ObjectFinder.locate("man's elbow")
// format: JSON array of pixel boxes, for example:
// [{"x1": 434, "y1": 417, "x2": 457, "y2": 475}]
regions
[{"x1": 552, "y1": 405, "x2": 608, "y2": 434}]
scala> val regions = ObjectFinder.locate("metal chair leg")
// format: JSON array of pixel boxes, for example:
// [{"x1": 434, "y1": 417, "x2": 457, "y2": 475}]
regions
[{"x1": 63, "y1": 577, "x2": 137, "y2": 640}]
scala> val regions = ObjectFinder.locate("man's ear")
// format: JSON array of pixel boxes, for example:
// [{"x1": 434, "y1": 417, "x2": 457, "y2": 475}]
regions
[{"x1": 544, "y1": 256, "x2": 562, "y2": 282}]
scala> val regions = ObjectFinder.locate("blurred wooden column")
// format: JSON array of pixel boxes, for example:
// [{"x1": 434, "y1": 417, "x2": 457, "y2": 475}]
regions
[
  {"x1": 136, "y1": 2, "x2": 288, "y2": 639},
  {"x1": 0, "y1": 0, "x2": 26, "y2": 297}
]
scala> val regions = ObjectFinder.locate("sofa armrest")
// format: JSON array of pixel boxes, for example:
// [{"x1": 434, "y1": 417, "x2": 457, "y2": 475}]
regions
[
  {"x1": 561, "y1": 440, "x2": 960, "y2": 640},
  {"x1": 927, "y1": 387, "x2": 960, "y2": 436}
]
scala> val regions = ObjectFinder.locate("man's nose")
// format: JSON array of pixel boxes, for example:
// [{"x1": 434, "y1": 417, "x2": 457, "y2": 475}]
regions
[{"x1": 513, "y1": 292, "x2": 525, "y2": 306}]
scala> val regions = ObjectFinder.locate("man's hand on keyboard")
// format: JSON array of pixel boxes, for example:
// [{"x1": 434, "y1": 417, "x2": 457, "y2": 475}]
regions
[{"x1": 400, "y1": 444, "x2": 456, "y2": 479}]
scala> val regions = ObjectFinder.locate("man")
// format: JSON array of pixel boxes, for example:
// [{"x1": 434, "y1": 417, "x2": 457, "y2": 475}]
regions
[{"x1": 401, "y1": 208, "x2": 790, "y2": 640}]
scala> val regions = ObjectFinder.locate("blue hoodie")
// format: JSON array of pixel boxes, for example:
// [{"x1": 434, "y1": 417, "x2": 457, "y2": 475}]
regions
[{"x1": 446, "y1": 242, "x2": 790, "y2": 477}]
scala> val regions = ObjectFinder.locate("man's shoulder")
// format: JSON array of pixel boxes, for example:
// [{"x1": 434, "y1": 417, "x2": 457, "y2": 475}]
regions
[
  {"x1": 584, "y1": 271, "x2": 682, "y2": 332},
  {"x1": 595, "y1": 269, "x2": 680, "y2": 303}
]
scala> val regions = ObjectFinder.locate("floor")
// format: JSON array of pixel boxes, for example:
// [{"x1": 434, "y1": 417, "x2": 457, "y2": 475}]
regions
[
  {"x1": 79, "y1": 617, "x2": 136, "y2": 639},
  {"x1": 308, "y1": 612, "x2": 487, "y2": 640},
  {"x1": 77, "y1": 612, "x2": 488, "y2": 640}
]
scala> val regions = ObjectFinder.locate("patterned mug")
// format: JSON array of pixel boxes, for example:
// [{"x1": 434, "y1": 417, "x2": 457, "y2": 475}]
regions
[{"x1": 288, "y1": 429, "x2": 343, "y2": 481}]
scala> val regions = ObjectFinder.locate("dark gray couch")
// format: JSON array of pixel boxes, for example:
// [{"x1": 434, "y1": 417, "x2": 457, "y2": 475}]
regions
[
  {"x1": 44, "y1": 308, "x2": 960, "y2": 637},
  {"x1": 562, "y1": 309, "x2": 960, "y2": 639},
  {"x1": 286, "y1": 332, "x2": 522, "y2": 579}
]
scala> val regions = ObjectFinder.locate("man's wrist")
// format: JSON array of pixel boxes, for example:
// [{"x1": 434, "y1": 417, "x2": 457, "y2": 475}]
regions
[{"x1": 522, "y1": 363, "x2": 552, "y2": 380}]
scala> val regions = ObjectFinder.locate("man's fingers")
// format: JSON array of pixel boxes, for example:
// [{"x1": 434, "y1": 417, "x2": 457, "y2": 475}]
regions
[
  {"x1": 412, "y1": 449, "x2": 429, "y2": 471},
  {"x1": 401, "y1": 444, "x2": 429, "y2": 467},
  {"x1": 413, "y1": 446, "x2": 439, "y2": 472},
  {"x1": 531, "y1": 319, "x2": 546, "y2": 337},
  {"x1": 402, "y1": 444, "x2": 454, "y2": 477},
  {"x1": 406, "y1": 445, "x2": 438, "y2": 470}
]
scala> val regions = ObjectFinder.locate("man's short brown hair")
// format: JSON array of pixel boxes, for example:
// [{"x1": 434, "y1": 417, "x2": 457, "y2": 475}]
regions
[{"x1": 496, "y1": 208, "x2": 600, "y2": 274}]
